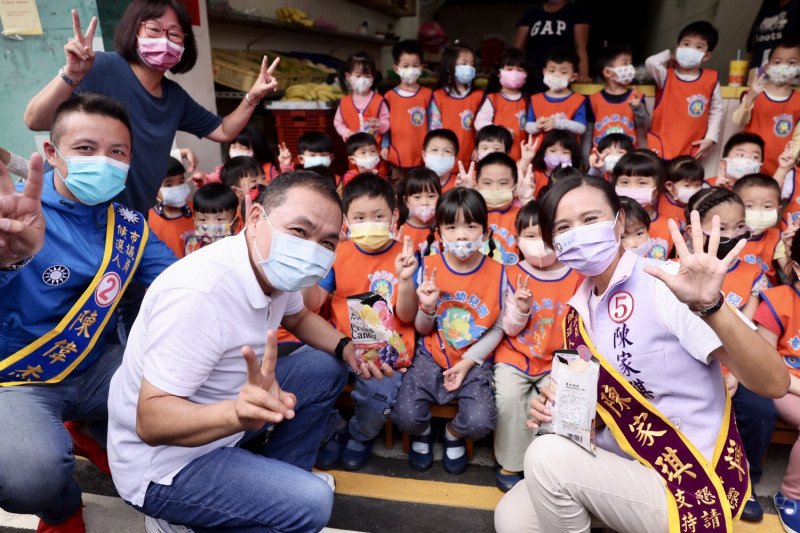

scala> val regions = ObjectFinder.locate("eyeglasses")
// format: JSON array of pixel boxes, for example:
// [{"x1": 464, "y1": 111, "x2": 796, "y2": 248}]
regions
[{"x1": 140, "y1": 22, "x2": 185, "y2": 44}]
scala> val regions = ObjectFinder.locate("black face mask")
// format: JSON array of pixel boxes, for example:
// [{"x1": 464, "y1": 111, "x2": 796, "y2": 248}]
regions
[{"x1": 704, "y1": 233, "x2": 750, "y2": 260}]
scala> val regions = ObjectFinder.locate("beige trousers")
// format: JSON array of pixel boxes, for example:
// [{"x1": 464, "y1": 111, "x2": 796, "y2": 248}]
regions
[{"x1": 494, "y1": 434, "x2": 669, "y2": 533}]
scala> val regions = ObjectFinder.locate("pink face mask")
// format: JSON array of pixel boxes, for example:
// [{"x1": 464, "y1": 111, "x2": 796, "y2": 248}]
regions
[
  {"x1": 137, "y1": 37, "x2": 184, "y2": 72},
  {"x1": 615, "y1": 186, "x2": 655, "y2": 208},
  {"x1": 409, "y1": 205, "x2": 436, "y2": 224},
  {"x1": 499, "y1": 69, "x2": 527, "y2": 90}
]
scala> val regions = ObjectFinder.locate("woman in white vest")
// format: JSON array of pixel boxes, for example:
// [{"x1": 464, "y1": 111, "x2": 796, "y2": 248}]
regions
[{"x1": 495, "y1": 174, "x2": 789, "y2": 533}]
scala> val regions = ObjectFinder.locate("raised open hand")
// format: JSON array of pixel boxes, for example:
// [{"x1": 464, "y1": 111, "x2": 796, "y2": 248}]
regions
[{"x1": 0, "y1": 153, "x2": 45, "y2": 265}]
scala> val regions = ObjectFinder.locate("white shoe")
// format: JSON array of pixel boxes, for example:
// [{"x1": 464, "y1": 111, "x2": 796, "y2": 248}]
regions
[
  {"x1": 144, "y1": 515, "x2": 195, "y2": 533},
  {"x1": 313, "y1": 471, "x2": 336, "y2": 492}
]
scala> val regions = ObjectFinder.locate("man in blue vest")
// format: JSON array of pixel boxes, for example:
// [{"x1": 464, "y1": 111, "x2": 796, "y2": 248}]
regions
[{"x1": 0, "y1": 93, "x2": 175, "y2": 532}]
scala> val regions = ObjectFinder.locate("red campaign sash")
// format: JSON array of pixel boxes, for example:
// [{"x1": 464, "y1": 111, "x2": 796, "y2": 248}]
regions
[
  {"x1": 563, "y1": 307, "x2": 750, "y2": 533},
  {"x1": 0, "y1": 204, "x2": 148, "y2": 386}
]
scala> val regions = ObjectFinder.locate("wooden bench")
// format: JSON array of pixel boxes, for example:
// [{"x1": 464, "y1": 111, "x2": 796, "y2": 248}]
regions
[{"x1": 771, "y1": 419, "x2": 798, "y2": 446}]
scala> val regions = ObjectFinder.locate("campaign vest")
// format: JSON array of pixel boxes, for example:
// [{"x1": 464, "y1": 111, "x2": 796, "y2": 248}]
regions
[
  {"x1": 657, "y1": 194, "x2": 687, "y2": 226},
  {"x1": 328, "y1": 240, "x2": 415, "y2": 350},
  {"x1": 484, "y1": 93, "x2": 527, "y2": 161},
  {"x1": 483, "y1": 205, "x2": 521, "y2": 265},
  {"x1": 564, "y1": 257, "x2": 749, "y2": 532},
  {"x1": 588, "y1": 89, "x2": 641, "y2": 149},
  {"x1": 782, "y1": 168, "x2": 800, "y2": 231},
  {"x1": 433, "y1": 88, "x2": 484, "y2": 166},
  {"x1": 420, "y1": 253, "x2": 504, "y2": 368},
  {"x1": 0, "y1": 204, "x2": 148, "y2": 386},
  {"x1": 385, "y1": 87, "x2": 433, "y2": 168},
  {"x1": 647, "y1": 210, "x2": 674, "y2": 260},
  {"x1": 743, "y1": 91, "x2": 800, "y2": 175},
  {"x1": 533, "y1": 169, "x2": 550, "y2": 198},
  {"x1": 741, "y1": 228, "x2": 781, "y2": 286},
  {"x1": 529, "y1": 92, "x2": 586, "y2": 149},
  {"x1": 721, "y1": 259, "x2": 764, "y2": 309},
  {"x1": 759, "y1": 284, "x2": 800, "y2": 379},
  {"x1": 648, "y1": 69, "x2": 719, "y2": 160},
  {"x1": 494, "y1": 264, "x2": 581, "y2": 376},
  {"x1": 400, "y1": 221, "x2": 438, "y2": 257},
  {"x1": 340, "y1": 92, "x2": 386, "y2": 146}
]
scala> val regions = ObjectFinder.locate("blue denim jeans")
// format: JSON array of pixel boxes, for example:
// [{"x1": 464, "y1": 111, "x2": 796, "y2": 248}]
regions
[
  {"x1": 0, "y1": 344, "x2": 123, "y2": 524},
  {"x1": 348, "y1": 369, "x2": 403, "y2": 442},
  {"x1": 135, "y1": 345, "x2": 347, "y2": 532},
  {"x1": 732, "y1": 383, "x2": 779, "y2": 483}
]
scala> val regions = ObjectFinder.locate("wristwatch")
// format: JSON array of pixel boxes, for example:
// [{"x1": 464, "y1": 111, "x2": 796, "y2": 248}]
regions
[
  {"x1": 690, "y1": 292, "x2": 725, "y2": 317},
  {"x1": 334, "y1": 336, "x2": 352, "y2": 360}
]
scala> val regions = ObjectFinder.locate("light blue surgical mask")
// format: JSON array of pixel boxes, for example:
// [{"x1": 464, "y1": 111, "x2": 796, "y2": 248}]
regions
[
  {"x1": 425, "y1": 154, "x2": 455, "y2": 177},
  {"x1": 254, "y1": 207, "x2": 337, "y2": 291},
  {"x1": 454, "y1": 65, "x2": 476, "y2": 85},
  {"x1": 53, "y1": 144, "x2": 128, "y2": 205}
]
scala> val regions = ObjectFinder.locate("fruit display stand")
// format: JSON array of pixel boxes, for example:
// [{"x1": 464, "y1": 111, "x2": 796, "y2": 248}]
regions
[{"x1": 212, "y1": 49, "x2": 333, "y2": 93}]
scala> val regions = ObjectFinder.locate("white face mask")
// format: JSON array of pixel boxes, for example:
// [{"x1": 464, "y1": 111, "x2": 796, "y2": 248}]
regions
[
  {"x1": 350, "y1": 75, "x2": 373, "y2": 94},
  {"x1": 397, "y1": 67, "x2": 422, "y2": 85},
  {"x1": 626, "y1": 238, "x2": 653, "y2": 257},
  {"x1": 355, "y1": 155, "x2": 380, "y2": 170},
  {"x1": 766, "y1": 64, "x2": 800, "y2": 84},
  {"x1": 518, "y1": 237, "x2": 557, "y2": 268},
  {"x1": 303, "y1": 155, "x2": 332, "y2": 168},
  {"x1": 725, "y1": 158, "x2": 762, "y2": 180},
  {"x1": 603, "y1": 154, "x2": 623, "y2": 173},
  {"x1": 745, "y1": 209, "x2": 779, "y2": 234},
  {"x1": 254, "y1": 207, "x2": 337, "y2": 292},
  {"x1": 543, "y1": 73, "x2": 570, "y2": 91},
  {"x1": 442, "y1": 235, "x2": 484, "y2": 260},
  {"x1": 160, "y1": 183, "x2": 190, "y2": 207},
  {"x1": 675, "y1": 47, "x2": 705, "y2": 69},
  {"x1": 229, "y1": 149, "x2": 254, "y2": 159},
  {"x1": 609, "y1": 64, "x2": 636, "y2": 85},
  {"x1": 425, "y1": 154, "x2": 456, "y2": 177}
]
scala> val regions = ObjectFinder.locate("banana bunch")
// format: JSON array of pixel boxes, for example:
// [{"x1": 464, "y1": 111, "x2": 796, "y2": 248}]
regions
[
  {"x1": 276, "y1": 7, "x2": 314, "y2": 27},
  {"x1": 282, "y1": 83, "x2": 345, "y2": 102}
]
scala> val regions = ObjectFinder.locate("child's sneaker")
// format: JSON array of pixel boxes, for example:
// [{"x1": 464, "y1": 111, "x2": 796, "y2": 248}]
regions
[
  {"x1": 315, "y1": 423, "x2": 349, "y2": 470},
  {"x1": 37, "y1": 504, "x2": 85, "y2": 533},
  {"x1": 64, "y1": 421, "x2": 111, "y2": 475},
  {"x1": 144, "y1": 516, "x2": 195, "y2": 533},
  {"x1": 340, "y1": 437, "x2": 374, "y2": 471},
  {"x1": 408, "y1": 425, "x2": 434, "y2": 471},
  {"x1": 442, "y1": 425, "x2": 467, "y2": 475},
  {"x1": 495, "y1": 466, "x2": 522, "y2": 492},
  {"x1": 775, "y1": 491, "x2": 800, "y2": 533}
]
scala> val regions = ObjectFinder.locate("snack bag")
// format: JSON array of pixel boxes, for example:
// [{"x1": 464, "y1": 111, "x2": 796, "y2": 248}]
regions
[
  {"x1": 538, "y1": 349, "x2": 599, "y2": 454},
  {"x1": 347, "y1": 292, "x2": 411, "y2": 368}
]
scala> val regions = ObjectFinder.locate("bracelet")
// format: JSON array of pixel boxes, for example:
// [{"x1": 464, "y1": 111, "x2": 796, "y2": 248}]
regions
[
  {"x1": 0, "y1": 255, "x2": 33, "y2": 271},
  {"x1": 334, "y1": 336, "x2": 352, "y2": 360},
  {"x1": 58, "y1": 66, "x2": 81, "y2": 87},
  {"x1": 690, "y1": 292, "x2": 725, "y2": 317},
  {"x1": 418, "y1": 303, "x2": 437, "y2": 317},
  {"x1": 244, "y1": 93, "x2": 260, "y2": 106}
]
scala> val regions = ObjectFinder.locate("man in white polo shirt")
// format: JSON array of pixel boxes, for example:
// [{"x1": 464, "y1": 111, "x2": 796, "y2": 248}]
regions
[{"x1": 108, "y1": 171, "x2": 395, "y2": 533}]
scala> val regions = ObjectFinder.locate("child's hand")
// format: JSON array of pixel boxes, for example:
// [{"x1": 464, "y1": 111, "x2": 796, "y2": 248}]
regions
[
  {"x1": 542, "y1": 117, "x2": 556, "y2": 132},
  {"x1": 442, "y1": 358, "x2": 474, "y2": 392},
  {"x1": 519, "y1": 134, "x2": 539, "y2": 165},
  {"x1": 189, "y1": 170, "x2": 207, "y2": 188},
  {"x1": 416, "y1": 265, "x2": 440, "y2": 313},
  {"x1": 589, "y1": 148, "x2": 605, "y2": 169},
  {"x1": 515, "y1": 163, "x2": 535, "y2": 204},
  {"x1": 179, "y1": 148, "x2": 199, "y2": 173},
  {"x1": 782, "y1": 219, "x2": 798, "y2": 250},
  {"x1": 366, "y1": 117, "x2": 381, "y2": 131},
  {"x1": 746, "y1": 72, "x2": 768, "y2": 104},
  {"x1": 278, "y1": 142, "x2": 292, "y2": 170},
  {"x1": 628, "y1": 91, "x2": 643, "y2": 108},
  {"x1": 514, "y1": 274, "x2": 533, "y2": 315},
  {"x1": 778, "y1": 141, "x2": 795, "y2": 170},
  {"x1": 691, "y1": 139, "x2": 715, "y2": 160},
  {"x1": 455, "y1": 160, "x2": 476, "y2": 188},
  {"x1": 394, "y1": 236, "x2": 419, "y2": 281},
  {"x1": 380, "y1": 147, "x2": 389, "y2": 161},
  {"x1": 716, "y1": 159, "x2": 730, "y2": 187}
]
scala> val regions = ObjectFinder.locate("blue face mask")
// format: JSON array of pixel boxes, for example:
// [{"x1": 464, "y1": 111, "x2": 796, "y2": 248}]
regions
[
  {"x1": 454, "y1": 65, "x2": 476, "y2": 85},
  {"x1": 254, "y1": 207, "x2": 337, "y2": 292},
  {"x1": 53, "y1": 144, "x2": 129, "y2": 205}
]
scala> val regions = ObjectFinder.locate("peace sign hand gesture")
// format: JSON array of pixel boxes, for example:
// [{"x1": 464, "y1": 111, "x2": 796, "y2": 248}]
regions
[
  {"x1": 395, "y1": 235, "x2": 419, "y2": 281},
  {"x1": 0, "y1": 153, "x2": 45, "y2": 266},
  {"x1": 515, "y1": 163, "x2": 535, "y2": 204},
  {"x1": 643, "y1": 211, "x2": 743, "y2": 310},
  {"x1": 514, "y1": 274, "x2": 532, "y2": 315},
  {"x1": 64, "y1": 10, "x2": 97, "y2": 81},
  {"x1": 455, "y1": 160, "x2": 476, "y2": 189},
  {"x1": 236, "y1": 330, "x2": 297, "y2": 432},
  {"x1": 247, "y1": 55, "x2": 281, "y2": 102},
  {"x1": 417, "y1": 265, "x2": 439, "y2": 314}
]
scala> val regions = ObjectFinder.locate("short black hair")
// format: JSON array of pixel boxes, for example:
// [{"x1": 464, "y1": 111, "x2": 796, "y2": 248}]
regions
[
  {"x1": 532, "y1": 130, "x2": 581, "y2": 172},
  {"x1": 423, "y1": 129, "x2": 459, "y2": 152},
  {"x1": 346, "y1": 132, "x2": 379, "y2": 156},
  {"x1": 256, "y1": 170, "x2": 343, "y2": 216},
  {"x1": 545, "y1": 46, "x2": 580, "y2": 72},
  {"x1": 305, "y1": 165, "x2": 338, "y2": 189},
  {"x1": 515, "y1": 199, "x2": 539, "y2": 234},
  {"x1": 678, "y1": 21, "x2": 719, "y2": 52},
  {"x1": 619, "y1": 196, "x2": 651, "y2": 231},
  {"x1": 611, "y1": 149, "x2": 666, "y2": 191},
  {"x1": 549, "y1": 166, "x2": 584, "y2": 188},
  {"x1": 597, "y1": 133, "x2": 635, "y2": 154},
  {"x1": 297, "y1": 131, "x2": 333, "y2": 154},
  {"x1": 685, "y1": 186, "x2": 743, "y2": 223},
  {"x1": 475, "y1": 125, "x2": 513, "y2": 153},
  {"x1": 229, "y1": 123, "x2": 277, "y2": 167},
  {"x1": 477, "y1": 152, "x2": 518, "y2": 184},
  {"x1": 770, "y1": 40, "x2": 800, "y2": 60},
  {"x1": 722, "y1": 132, "x2": 765, "y2": 158},
  {"x1": 342, "y1": 173, "x2": 397, "y2": 214},
  {"x1": 486, "y1": 48, "x2": 528, "y2": 95},
  {"x1": 398, "y1": 167, "x2": 442, "y2": 225},
  {"x1": 221, "y1": 156, "x2": 262, "y2": 189},
  {"x1": 791, "y1": 229, "x2": 800, "y2": 265},
  {"x1": 194, "y1": 183, "x2": 239, "y2": 214},
  {"x1": 114, "y1": 0, "x2": 198, "y2": 74},
  {"x1": 339, "y1": 51, "x2": 377, "y2": 93},
  {"x1": 51, "y1": 92, "x2": 132, "y2": 148},
  {"x1": 435, "y1": 187, "x2": 488, "y2": 231},
  {"x1": 538, "y1": 175, "x2": 621, "y2": 249},
  {"x1": 732, "y1": 173, "x2": 782, "y2": 197},
  {"x1": 392, "y1": 39, "x2": 423, "y2": 64},
  {"x1": 596, "y1": 44, "x2": 632, "y2": 75},
  {"x1": 166, "y1": 156, "x2": 185, "y2": 177},
  {"x1": 666, "y1": 155, "x2": 705, "y2": 184}
]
